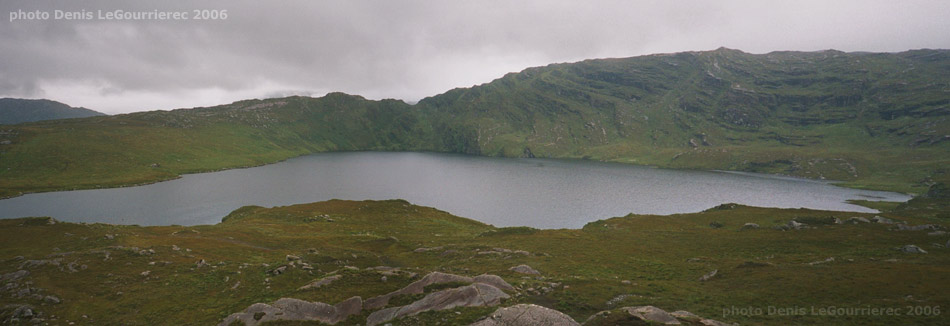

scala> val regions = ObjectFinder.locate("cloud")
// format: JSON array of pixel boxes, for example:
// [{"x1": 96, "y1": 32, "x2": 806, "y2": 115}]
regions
[{"x1": 1, "y1": 0, "x2": 949, "y2": 114}]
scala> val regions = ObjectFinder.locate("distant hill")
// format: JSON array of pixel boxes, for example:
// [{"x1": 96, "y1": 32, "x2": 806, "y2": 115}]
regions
[
  {"x1": 0, "y1": 49, "x2": 947, "y2": 198},
  {"x1": 0, "y1": 98, "x2": 105, "y2": 124}
]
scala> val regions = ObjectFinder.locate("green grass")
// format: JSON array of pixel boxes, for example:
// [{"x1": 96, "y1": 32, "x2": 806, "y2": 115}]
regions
[{"x1": 1, "y1": 199, "x2": 947, "y2": 325}]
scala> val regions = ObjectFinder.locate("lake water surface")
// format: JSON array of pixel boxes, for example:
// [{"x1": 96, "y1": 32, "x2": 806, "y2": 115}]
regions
[{"x1": 0, "y1": 152, "x2": 911, "y2": 229}]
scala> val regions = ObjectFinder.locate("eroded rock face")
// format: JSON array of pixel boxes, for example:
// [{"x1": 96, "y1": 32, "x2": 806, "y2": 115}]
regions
[
  {"x1": 367, "y1": 283, "x2": 509, "y2": 326},
  {"x1": 218, "y1": 296, "x2": 362, "y2": 326},
  {"x1": 470, "y1": 304, "x2": 579, "y2": 326}
]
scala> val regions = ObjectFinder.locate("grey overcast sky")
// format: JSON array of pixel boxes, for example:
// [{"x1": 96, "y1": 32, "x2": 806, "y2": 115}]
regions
[{"x1": 1, "y1": 0, "x2": 948, "y2": 114}]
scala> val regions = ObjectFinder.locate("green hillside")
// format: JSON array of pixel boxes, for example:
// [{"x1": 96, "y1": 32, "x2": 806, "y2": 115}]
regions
[
  {"x1": 1, "y1": 199, "x2": 947, "y2": 325},
  {"x1": 1, "y1": 49, "x2": 948, "y2": 198}
]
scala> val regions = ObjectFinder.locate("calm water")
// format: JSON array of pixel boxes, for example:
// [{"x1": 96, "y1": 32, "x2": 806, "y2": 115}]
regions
[{"x1": 0, "y1": 152, "x2": 911, "y2": 229}]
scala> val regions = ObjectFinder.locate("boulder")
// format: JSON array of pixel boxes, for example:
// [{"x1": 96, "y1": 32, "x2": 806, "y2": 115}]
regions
[
  {"x1": 620, "y1": 306, "x2": 681, "y2": 325},
  {"x1": 43, "y1": 295, "x2": 61, "y2": 304},
  {"x1": 928, "y1": 231, "x2": 947, "y2": 236},
  {"x1": 899, "y1": 245, "x2": 928, "y2": 254},
  {"x1": 509, "y1": 264, "x2": 540, "y2": 275},
  {"x1": 470, "y1": 304, "x2": 579, "y2": 326},
  {"x1": 271, "y1": 266, "x2": 287, "y2": 275},
  {"x1": 740, "y1": 223, "x2": 759, "y2": 230},
  {"x1": 367, "y1": 283, "x2": 509, "y2": 326},
  {"x1": 219, "y1": 296, "x2": 362, "y2": 326},
  {"x1": 11, "y1": 305, "x2": 34, "y2": 319}
]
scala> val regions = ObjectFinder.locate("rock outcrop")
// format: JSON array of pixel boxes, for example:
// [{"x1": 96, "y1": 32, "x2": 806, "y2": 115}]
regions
[
  {"x1": 871, "y1": 216, "x2": 897, "y2": 224},
  {"x1": 621, "y1": 305, "x2": 681, "y2": 325},
  {"x1": 583, "y1": 305, "x2": 734, "y2": 326},
  {"x1": 740, "y1": 223, "x2": 759, "y2": 230},
  {"x1": 509, "y1": 264, "x2": 540, "y2": 275},
  {"x1": 474, "y1": 274, "x2": 516, "y2": 291},
  {"x1": 222, "y1": 271, "x2": 517, "y2": 326},
  {"x1": 219, "y1": 296, "x2": 362, "y2": 326},
  {"x1": 298, "y1": 274, "x2": 342, "y2": 290},
  {"x1": 364, "y1": 271, "x2": 476, "y2": 309},
  {"x1": 899, "y1": 245, "x2": 928, "y2": 253},
  {"x1": 470, "y1": 304, "x2": 579, "y2": 326},
  {"x1": 367, "y1": 283, "x2": 509, "y2": 326}
]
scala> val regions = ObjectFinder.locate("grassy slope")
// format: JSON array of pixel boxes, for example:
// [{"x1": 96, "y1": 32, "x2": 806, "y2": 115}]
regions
[
  {"x1": 1, "y1": 199, "x2": 947, "y2": 325},
  {"x1": 1, "y1": 49, "x2": 949, "y2": 197}
]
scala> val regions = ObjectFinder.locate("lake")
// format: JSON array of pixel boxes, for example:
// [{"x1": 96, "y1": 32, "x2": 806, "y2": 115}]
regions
[{"x1": 0, "y1": 152, "x2": 911, "y2": 229}]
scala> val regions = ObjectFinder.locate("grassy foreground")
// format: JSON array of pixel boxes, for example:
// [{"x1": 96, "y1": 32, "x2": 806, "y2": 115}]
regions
[{"x1": 1, "y1": 199, "x2": 947, "y2": 325}]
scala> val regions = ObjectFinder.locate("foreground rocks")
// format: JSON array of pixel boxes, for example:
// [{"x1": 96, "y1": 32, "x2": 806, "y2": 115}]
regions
[
  {"x1": 219, "y1": 296, "x2": 362, "y2": 326},
  {"x1": 297, "y1": 274, "x2": 342, "y2": 290},
  {"x1": 509, "y1": 264, "x2": 541, "y2": 275},
  {"x1": 364, "y1": 271, "x2": 478, "y2": 309},
  {"x1": 621, "y1": 305, "x2": 681, "y2": 324},
  {"x1": 470, "y1": 304, "x2": 580, "y2": 326},
  {"x1": 367, "y1": 283, "x2": 509, "y2": 326},
  {"x1": 584, "y1": 305, "x2": 734, "y2": 326},
  {"x1": 222, "y1": 271, "x2": 517, "y2": 326},
  {"x1": 898, "y1": 244, "x2": 928, "y2": 254}
]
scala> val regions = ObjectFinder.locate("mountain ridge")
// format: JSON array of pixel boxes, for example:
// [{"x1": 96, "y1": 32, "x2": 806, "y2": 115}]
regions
[
  {"x1": 0, "y1": 48, "x2": 947, "y2": 197},
  {"x1": 0, "y1": 98, "x2": 106, "y2": 125}
]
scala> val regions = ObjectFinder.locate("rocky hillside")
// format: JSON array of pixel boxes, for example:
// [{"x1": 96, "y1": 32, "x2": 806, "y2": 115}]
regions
[
  {"x1": 0, "y1": 49, "x2": 948, "y2": 197},
  {"x1": 419, "y1": 48, "x2": 950, "y2": 190},
  {"x1": 1, "y1": 199, "x2": 947, "y2": 325},
  {"x1": 0, "y1": 98, "x2": 105, "y2": 125}
]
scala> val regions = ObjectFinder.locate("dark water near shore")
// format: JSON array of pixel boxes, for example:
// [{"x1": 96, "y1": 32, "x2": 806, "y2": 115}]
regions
[{"x1": 0, "y1": 152, "x2": 911, "y2": 229}]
